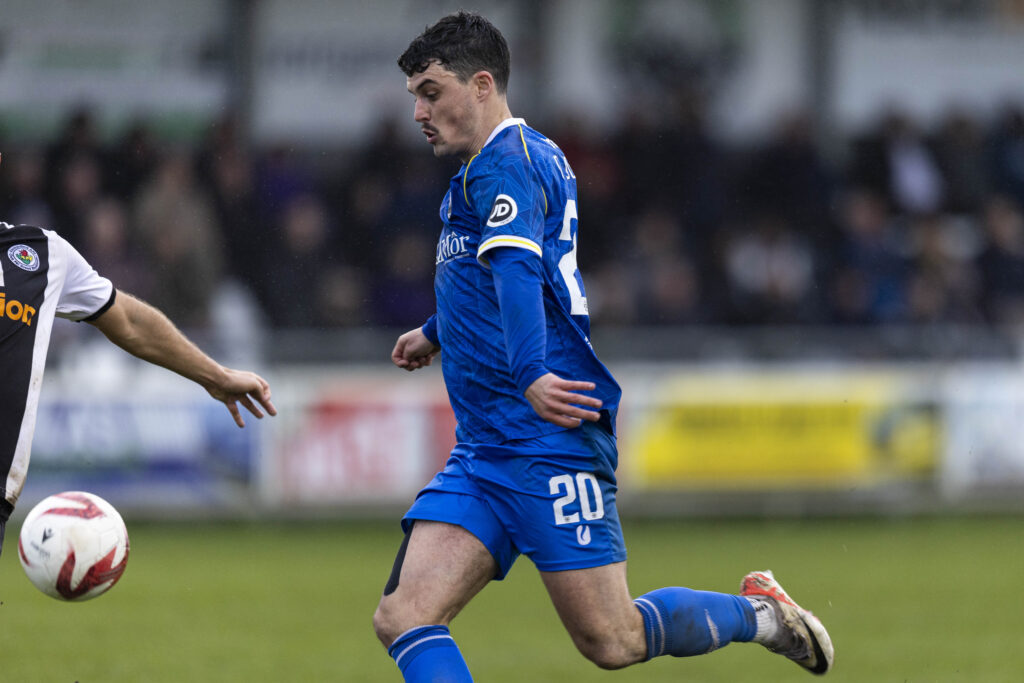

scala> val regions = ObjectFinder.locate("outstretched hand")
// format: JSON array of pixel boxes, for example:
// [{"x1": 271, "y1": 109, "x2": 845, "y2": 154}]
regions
[
  {"x1": 206, "y1": 368, "x2": 277, "y2": 428},
  {"x1": 392, "y1": 327, "x2": 441, "y2": 371},
  {"x1": 524, "y1": 372, "x2": 603, "y2": 428}
]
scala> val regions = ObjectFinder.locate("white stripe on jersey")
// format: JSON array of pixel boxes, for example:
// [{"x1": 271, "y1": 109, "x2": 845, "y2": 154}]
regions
[{"x1": 0, "y1": 221, "x2": 10, "y2": 287}]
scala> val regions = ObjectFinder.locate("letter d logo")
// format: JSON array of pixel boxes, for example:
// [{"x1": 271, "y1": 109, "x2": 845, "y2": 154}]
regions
[{"x1": 486, "y1": 194, "x2": 518, "y2": 227}]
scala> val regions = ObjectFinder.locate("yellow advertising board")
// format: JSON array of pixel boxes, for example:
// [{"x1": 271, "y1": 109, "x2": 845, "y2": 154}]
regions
[{"x1": 623, "y1": 370, "x2": 939, "y2": 489}]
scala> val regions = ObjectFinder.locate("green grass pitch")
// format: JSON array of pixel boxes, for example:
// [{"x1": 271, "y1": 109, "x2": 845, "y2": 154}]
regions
[{"x1": 3, "y1": 516, "x2": 1022, "y2": 681}]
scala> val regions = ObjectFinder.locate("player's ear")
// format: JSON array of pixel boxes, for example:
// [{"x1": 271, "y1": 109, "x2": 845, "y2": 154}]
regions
[{"x1": 472, "y1": 71, "x2": 494, "y2": 101}]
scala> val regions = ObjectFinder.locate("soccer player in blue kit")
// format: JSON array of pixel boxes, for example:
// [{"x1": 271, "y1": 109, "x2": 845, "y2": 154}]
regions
[{"x1": 373, "y1": 11, "x2": 833, "y2": 681}]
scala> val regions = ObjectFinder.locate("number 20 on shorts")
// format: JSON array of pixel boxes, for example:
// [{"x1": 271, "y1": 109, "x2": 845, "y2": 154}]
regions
[{"x1": 549, "y1": 472, "x2": 605, "y2": 525}]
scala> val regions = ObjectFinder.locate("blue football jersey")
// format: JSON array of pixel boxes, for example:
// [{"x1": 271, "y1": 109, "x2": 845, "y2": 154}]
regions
[{"x1": 431, "y1": 118, "x2": 621, "y2": 444}]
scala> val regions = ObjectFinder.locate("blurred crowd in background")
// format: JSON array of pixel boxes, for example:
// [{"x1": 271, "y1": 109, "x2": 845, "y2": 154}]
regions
[{"x1": 3, "y1": 95, "x2": 1024, "y2": 333}]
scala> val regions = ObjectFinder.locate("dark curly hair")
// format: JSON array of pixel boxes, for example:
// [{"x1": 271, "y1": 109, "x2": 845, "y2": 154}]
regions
[{"x1": 398, "y1": 11, "x2": 510, "y2": 94}]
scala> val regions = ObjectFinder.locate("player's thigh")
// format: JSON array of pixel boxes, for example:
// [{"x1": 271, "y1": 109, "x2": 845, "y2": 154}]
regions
[
  {"x1": 540, "y1": 561, "x2": 646, "y2": 662},
  {"x1": 375, "y1": 520, "x2": 498, "y2": 642}
]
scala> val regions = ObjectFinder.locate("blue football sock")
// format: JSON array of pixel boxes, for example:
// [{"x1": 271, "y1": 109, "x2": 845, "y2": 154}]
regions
[
  {"x1": 634, "y1": 587, "x2": 757, "y2": 659},
  {"x1": 388, "y1": 625, "x2": 473, "y2": 682}
]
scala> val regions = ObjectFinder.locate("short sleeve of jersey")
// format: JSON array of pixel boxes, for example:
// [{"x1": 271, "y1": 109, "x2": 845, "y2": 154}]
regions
[
  {"x1": 469, "y1": 150, "x2": 546, "y2": 267},
  {"x1": 52, "y1": 231, "x2": 115, "y2": 321}
]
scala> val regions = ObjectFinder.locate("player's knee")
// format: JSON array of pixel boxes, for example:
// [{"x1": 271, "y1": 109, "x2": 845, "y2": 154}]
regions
[
  {"x1": 373, "y1": 595, "x2": 441, "y2": 648},
  {"x1": 579, "y1": 643, "x2": 633, "y2": 670},
  {"x1": 572, "y1": 633, "x2": 639, "y2": 670},
  {"x1": 372, "y1": 598, "x2": 402, "y2": 648}
]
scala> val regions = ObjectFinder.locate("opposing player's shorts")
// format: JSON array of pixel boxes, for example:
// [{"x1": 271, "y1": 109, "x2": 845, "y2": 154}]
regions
[{"x1": 402, "y1": 418, "x2": 626, "y2": 579}]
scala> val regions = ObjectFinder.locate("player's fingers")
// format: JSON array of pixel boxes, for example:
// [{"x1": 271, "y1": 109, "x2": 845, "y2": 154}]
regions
[
  {"x1": 226, "y1": 402, "x2": 245, "y2": 428},
  {"x1": 566, "y1": 393, "x2": 603, "y2": 409},
  {"x1": 256, "y1": 393, "x2": 278, "y2": 417},
  {"x1": 552, "y1": 389, "x2": 602, "y2": 410},
  {"x1": 558, "y1": 380, "x2": 597, "y2": 392},
  {"x1": 240, "y1": 395, "x2": 264, "y2": 419},
  {"x1": 538, "y1": 397, "x2": 599, "y2": 425},
  {"x1": 391, "y1": 341, "x2": 408, "y2": 365},
  {"x1": 563, "y1": 405, "x2": 601, "y2": 422},
  {"x1": 539, "y1": 409, "x2": 578, "y2": 428},
  {"x1": 556, "y1": 414, "x2": 586, "y2": 428},
  {"x1": 257, "y1": 377, "x2": 274, "y2": 401}
]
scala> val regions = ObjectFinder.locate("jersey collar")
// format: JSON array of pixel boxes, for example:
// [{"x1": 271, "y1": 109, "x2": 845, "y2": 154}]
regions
[{"x1": 482, "y1": 117, "x2": 526, "y2": 149}]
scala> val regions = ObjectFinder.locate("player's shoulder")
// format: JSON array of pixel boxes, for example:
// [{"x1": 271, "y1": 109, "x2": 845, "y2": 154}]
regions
[
  {"x1": 2, "y1": 223, "x2": 76, "y2": 260},
  {"x1": 0, "y1": 222, "x2": 55, "y2": 248},
  {"x1": 468, "y1": 121, "x2": 561, "y2": 181}
]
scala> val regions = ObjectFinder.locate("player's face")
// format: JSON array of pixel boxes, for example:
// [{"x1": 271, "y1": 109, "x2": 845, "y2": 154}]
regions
[{"x1": 407, "y1": 62, "x2": 484, "y2": 162}]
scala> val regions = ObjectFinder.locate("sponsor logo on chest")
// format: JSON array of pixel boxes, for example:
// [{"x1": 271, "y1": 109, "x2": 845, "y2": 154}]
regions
[
  {"x1": 436, "y1": 230, "x2": 473, "y2": 266},
  {"x1": 0, "y1": 291, "x2": 37, "y2": 326}
]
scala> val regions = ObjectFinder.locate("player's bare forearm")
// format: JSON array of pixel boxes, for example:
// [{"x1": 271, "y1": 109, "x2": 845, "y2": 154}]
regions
[
  {"x1": 524, "y1": 372, "x2": 602, "y2": 428},
  {"x1": 90, "y1": 291, "x2": 214, "y2": 380},
  {"x1": 392, "y1": 327, "x2": 441, "y2": 371},
  {"x1": 88, "y1": 290, "x2": 276, "y2": 427}
]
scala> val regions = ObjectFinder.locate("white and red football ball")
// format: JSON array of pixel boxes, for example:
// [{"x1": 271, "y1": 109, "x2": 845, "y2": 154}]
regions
[{"x1": 17, "y1": 491, "x2": 130, "y2": 601}]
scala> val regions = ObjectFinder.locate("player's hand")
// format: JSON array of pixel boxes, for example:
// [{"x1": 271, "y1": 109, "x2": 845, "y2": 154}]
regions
[
  {"x1": 524, "y1": 373, "x2": 603, "y2": 428},
  {"x1": 205, "y1": 368, "x2": 277, "y2": 428},
  {"x1": 392, "y1": 327, "x2": 441, "y2": 371}
]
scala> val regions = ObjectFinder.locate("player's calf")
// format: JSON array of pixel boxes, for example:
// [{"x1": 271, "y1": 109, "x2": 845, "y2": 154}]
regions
[{"x1": 633, "y1": 587, "x2": 758, "y2": 658}]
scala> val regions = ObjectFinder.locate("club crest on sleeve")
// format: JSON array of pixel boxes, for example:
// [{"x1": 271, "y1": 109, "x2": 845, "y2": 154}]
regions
[
  {"x1": 486, "y1": 194, "x2": 518, "y2": 227},
  {"x1": 8, "y1": 244, "x2": 40, "y2": 271}
]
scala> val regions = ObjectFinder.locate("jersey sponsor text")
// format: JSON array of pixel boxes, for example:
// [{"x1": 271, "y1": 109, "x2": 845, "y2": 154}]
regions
[
  {"x1": 0, "y1": 292, "x2": 36, "y2": 326},
  {"x1": 436, "y1": 232, "x2": 472, "y2": 265}
]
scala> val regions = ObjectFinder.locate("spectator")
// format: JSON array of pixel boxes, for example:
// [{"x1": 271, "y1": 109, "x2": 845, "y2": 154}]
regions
[
  {"x1": 133, "y1": 150, "x2": 224, "y2": 329},
  {"x1": 741, "y1": 110, "x2": 837, "y2": 232},
  {"x1": 827, "y1": 189, "x2": 908, "y2": 323},
  {"x1": 850, "y1": 108, "x2": 945, "y2": 216},
  {"x1": 626, "y1": 207, "x2": 706, "y2": 324},
  {"x1": 256, "y1": 143, "x2": 318, "y2": 220},
  {"x1": 50, "y1": 152, "x2": 104, "y2": 245},
  {"x1": 371, "y1": 231, "x2": 436, "y2": 327},
  {"x1": 976, "y1": 195, "x2": 1024, "y2": 324},
  {"x1": 318, "y1": 265, "x2": 372, "y2": 327},
  {"x1": 903, "y1": 213, "x2": 981, "y2": 324},
  {"x1": 931, "y1": 107, "x2": 990, "y2": 214},
  {"x1": 262, "y1": 193, "x2": 349, "y2": 327},
  {"x1": 3, "y1": 148, "x2": 54, "y2": 228},
  {"x1": 79, "y1": 197, "x2": 154, "y2": 299},
  {"x1": 723, "y1": 212, "x2": 818, "y2": 324},
  {"x1": 45, "y1": 107, "x2": 106, "y2": 205},
  {"x1": 989, "y1": 103, "x2": 1024, "y2": 209},
  {"x1": 207, "y1": 145, "x2": 268, "y2": 299},
  {"x1": 106, "y1": 120, "x2": 160, "y2": 201}
]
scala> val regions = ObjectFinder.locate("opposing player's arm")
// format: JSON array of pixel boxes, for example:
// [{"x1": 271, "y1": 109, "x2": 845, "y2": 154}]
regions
[{"x1": 87, "y1": 290, "x2": 276, "y2": 427}]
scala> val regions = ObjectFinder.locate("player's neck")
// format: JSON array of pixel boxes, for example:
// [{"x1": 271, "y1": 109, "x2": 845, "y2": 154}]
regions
[{"x1": 463, "y1": 101, "x2": 514, "y2": 163}]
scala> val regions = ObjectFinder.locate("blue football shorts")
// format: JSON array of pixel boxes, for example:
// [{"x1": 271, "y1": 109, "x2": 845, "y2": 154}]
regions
[{"x1": 402, "y1": 418, "x2": 627, "y2": 579}]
